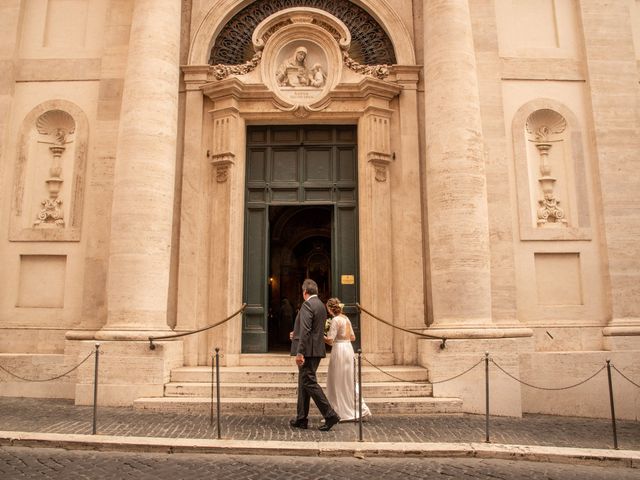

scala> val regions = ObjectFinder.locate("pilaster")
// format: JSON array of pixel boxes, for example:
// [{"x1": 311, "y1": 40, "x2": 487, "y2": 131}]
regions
[
  {"x1": 175, "y1": 66, "x2": 208, "y2": 364},
  {"x1": 579, "y1": 0, "x2": 640, "y2": 343},
  {"x1": 359, "y1": 106, "x2": 394, "y2": 363},
  {"x1": 391, "y1": 66, "x2": 426, "y2": 364}
]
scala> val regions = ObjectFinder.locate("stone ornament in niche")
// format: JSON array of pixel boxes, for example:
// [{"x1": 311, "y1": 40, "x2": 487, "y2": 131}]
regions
[
  {"x1": 526, "y1": 109, "x2": 568, "y2": 227},
  {"x1": 34, "y1": 110, "x2": 76, "y2": 228}
]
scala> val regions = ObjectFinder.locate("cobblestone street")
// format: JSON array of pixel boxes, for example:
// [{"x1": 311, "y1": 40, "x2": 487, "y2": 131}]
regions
[
  {"x1": 0, "y1": 446, "x2": 638, "y2": 480},
  {"x1": 1, "y1": 397, "x2": 639, "y2": 450}
]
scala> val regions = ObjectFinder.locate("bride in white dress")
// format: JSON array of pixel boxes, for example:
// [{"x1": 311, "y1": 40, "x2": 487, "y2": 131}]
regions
[{"x1": 324, "y1": 298, "x2": 371, "y2": 421}]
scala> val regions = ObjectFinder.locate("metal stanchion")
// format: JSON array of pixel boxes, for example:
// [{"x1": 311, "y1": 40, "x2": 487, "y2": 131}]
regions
[
  {"x1": 484, "y1": 352, "x2": 490, "y2": 443},
  {"x1": 92, "y1": 343, "x2": 100, "y2": 435},
  {"x1": 214, "y1": 352, "x2": 216, "y2": 427},
  {"x1": 215, "y1": 347, "x2": 221, "y2": 439},
  {"x1": 357, "y1": 348, "x2": 363, "y2": 442},
  {"x1": 606, "y1": 360, "x2": 619, "y2": 449},
  {"x1": 353, "y1": 356, "x2": 357, "y2": 439}
]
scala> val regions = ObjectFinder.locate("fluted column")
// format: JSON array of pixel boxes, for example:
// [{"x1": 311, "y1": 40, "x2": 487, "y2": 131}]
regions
[
  {"x1": 98, "y1": 0, "x2": 181, "y2": 338},
  {"x1": 423, "y1": 0, "x2": 493, "y2": 332}
]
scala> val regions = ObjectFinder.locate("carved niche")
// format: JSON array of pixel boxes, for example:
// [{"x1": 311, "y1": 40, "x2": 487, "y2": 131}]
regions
[
  {"x1": 512, "y1": 100, "x2": 592, "y2": 241},
  {"x1": 10, "y1": 100, "x2": 89, "y2": 241}
]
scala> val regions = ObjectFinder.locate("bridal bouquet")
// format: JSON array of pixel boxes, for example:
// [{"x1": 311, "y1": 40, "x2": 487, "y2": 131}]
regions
[{"x1": 324, "y1": 317, "x2": 332, "y2": 335}]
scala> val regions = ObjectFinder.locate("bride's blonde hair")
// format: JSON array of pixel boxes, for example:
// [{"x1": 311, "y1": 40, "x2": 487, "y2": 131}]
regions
[{"x1": 326, "y1": 297, "x2": 343, "y2": 316}]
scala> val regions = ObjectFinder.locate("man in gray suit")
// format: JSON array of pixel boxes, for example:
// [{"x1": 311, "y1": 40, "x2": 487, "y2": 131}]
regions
[{"x1": 289, "y1": 278, "x2": 340, "y2": 431}]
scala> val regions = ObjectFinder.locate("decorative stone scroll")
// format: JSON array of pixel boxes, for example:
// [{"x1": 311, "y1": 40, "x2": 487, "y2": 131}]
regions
[{"x1": 526, "y1": 109, "x2": 568, "y2": 227}]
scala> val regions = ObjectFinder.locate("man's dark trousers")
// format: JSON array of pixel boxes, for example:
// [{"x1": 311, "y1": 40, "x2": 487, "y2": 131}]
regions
[{"x1": 296, "y1": 357, "x2": 334, "y2": 420}]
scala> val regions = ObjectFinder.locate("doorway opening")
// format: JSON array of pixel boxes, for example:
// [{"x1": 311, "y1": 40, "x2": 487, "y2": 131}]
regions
[
  {"x1": 242, "y1": 125, "x2": 359, "y2": 354},
  {"x1": 268, "y1": 205, "x2": 332, "y2": 351}
]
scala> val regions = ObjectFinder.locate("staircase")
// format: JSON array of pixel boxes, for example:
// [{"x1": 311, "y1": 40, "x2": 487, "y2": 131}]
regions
[{"x1": 134, "y1": 354, "x2": 463, "y2": 415}]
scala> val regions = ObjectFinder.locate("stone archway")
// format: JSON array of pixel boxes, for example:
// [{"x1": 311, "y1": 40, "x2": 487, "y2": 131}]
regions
[{"x1": 188, "y1": 0, "x2": 416, "y2": 65}]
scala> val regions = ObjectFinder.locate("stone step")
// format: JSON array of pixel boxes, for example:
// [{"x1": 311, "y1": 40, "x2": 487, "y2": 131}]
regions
[
  {"x1": 133, "y1": 396, "x2": 463, "y2": 415},
  {"x1": 164, "y1": 381, "x2": 433, "y2": 398},
  {"x1": 237, "y1": 354, "x2": 309, "y2": 366},
  {"x1": 171, "y1": 366, "x2": 429, "y2": 384}
]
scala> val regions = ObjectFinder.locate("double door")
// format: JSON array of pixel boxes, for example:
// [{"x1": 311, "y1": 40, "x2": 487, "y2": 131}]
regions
[{"x1": 242, "y1": 125, "x2": 360, "y2": 353}]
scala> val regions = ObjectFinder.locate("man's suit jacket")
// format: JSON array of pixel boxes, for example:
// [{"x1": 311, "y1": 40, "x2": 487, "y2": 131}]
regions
[{"x1": 290, "y1": 295, "x2": 327, "y2": 358}]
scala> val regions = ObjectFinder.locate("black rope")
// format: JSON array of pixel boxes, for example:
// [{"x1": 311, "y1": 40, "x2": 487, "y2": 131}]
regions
[
  {"x1": 357, "y1": 304, "x2": 447, "y2": 348},
  {"x1": 0, "y1": 351, "x2": 94, "y2": 383},
  {"x1": 363, "y1": 355, "x2": 483, "y2": 385},
  {"x1": 491, "y1": 358, "x2": 606, "y2": 391},
  {"x1": 149, "y1": 304, "x2": 246, "y2": 348},
  {"x1": 612, "y1": 365, "x2": 640, "y2": 389}
]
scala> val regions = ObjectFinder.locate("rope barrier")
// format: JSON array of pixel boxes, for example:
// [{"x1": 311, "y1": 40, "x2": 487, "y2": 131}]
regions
[
  {"x1": 490, "y1": 358, "x2": 606, "y2": 391},
  {"x1": 612, "y1": 365, "x2": 640, "y2": 389},
  {"x1": 149, "y1": 304, "x2": 246, "y2": 349},
  {"x1": 356, "y1": 303, "x2": 447, "y2": 348},
  {"x1": 0, "y1": 351, "x2": 95, "y2": 383},
  {"x1": 363, "y1": 355, "x2": 484, "y2": 385}
]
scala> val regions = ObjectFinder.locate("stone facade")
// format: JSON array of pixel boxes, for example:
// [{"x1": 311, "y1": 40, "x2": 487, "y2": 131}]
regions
[{"x1": 0, "y1": 0, "x2": 638, "y2": 418}]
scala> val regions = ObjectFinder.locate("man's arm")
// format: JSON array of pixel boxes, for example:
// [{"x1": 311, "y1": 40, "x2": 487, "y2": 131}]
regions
[{"x1": 296, "y1": 302, "x2": 313, "y2": 357}]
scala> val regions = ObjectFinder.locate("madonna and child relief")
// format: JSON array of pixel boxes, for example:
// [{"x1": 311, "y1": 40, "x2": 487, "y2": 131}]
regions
[
  {"x1": 276, "y1": 46, "x2": 326, "y2": 88},
  {"x1": 273, "y1": 43, "x2": 329, "y2": 105}
]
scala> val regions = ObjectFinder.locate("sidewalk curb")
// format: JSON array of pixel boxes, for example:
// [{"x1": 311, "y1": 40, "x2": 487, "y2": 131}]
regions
[{"x1": 0, "y1": 431, "x2": 638, "y2": 468}]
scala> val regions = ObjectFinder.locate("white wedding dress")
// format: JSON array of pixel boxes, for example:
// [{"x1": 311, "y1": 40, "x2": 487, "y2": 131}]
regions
[{"x1": 326, "y1": 314, "x2": 371, "y2": 421}]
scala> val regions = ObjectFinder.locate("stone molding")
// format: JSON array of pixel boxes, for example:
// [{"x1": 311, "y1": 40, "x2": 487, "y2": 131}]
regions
[{"x1": 10, "y1": 99, "x2": 89, "y2": 242}]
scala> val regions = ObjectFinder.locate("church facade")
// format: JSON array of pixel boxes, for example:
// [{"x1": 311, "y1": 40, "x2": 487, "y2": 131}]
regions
[{"x1": 0, "y1": 0, "x2": 639, "y2": 418}]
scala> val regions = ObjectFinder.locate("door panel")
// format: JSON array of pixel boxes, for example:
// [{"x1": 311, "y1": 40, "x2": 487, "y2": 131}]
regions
[
  {"x1": 242, "y1": 205, "x2": 269, "y2": 353},
  {"x1": 334, "y1": 205, "x2": 360, "y2": 349}
]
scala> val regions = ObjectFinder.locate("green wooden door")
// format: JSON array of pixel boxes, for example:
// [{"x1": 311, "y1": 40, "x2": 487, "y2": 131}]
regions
[{"x1": 243, "y1": 126, "x2": 359, "y2": 353}]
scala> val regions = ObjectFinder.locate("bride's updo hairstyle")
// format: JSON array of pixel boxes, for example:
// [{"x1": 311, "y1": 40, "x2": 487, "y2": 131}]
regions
[{"x1": 326, "y1": 297, "x2": 343, "y2": 316}]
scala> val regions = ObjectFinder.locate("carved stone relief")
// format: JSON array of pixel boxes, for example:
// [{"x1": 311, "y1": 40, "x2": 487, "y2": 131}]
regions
[
  {"x1": 526, "y1": 109, "x2": 568, "y2": 227},
  {"x1": 208, "y1": 5, "x2": 392, "y2": 98},
  {"x1": 33, "y1": 110, "x2": 76, "y2": 228}
]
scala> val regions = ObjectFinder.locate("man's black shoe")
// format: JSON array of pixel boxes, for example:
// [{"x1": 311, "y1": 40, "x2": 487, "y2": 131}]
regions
[
  {"x1": 289, "y1": 418, "x2": 308, "y2": 429},
  {"x1": 318, "y1": 415, "x2": 340, "y2": 431}
]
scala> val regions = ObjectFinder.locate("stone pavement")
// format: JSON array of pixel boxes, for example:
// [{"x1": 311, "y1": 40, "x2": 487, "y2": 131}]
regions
[
  {"x1": 0, "y1": 397, "x2": 638, "y2": 451},
  {"x1": 1, "y1": 446, "x2": 639, "y2": 480},
  {"x1": 1, "y1": 397, "x2": 639, "y2": 478}
]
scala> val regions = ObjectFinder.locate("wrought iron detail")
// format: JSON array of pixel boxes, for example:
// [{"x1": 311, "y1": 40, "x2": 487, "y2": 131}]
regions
[{"x1": 209, "y1": 0, "x2": 396, "y2": 66}]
